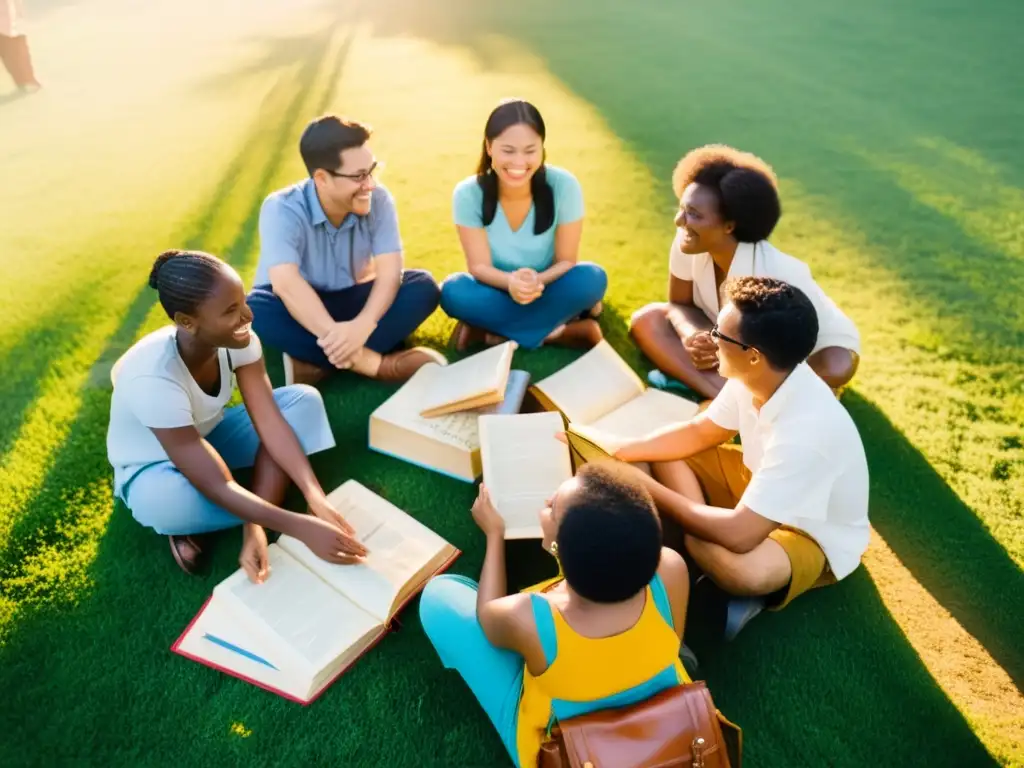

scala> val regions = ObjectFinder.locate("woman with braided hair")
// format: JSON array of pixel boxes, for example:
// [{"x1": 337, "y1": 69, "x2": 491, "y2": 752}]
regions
[{"x1": 106, "y1": 250, "x2": 366, "y2": 577}]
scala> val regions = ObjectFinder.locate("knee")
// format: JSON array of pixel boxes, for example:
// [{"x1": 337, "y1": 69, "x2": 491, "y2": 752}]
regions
[
  {"x1": 402, "y1": 269, "x2": 441, "y2": 312},
  {"x1": 809, "y1": 347, "x2": 858, "y2": 389},
  {"x1": 277, "y1": 383, "x2": 326, "y2": 419},
  {"x1": 128, "y1": 473, "x2": 189, "y2": 534},
  {"x1": 570, "y1": 262, "x2": 608, "y2": 304},
  {"x1": 685, "y1": 535, "x2": 773, "y2": 596},
  {"x1": 439, "y1": 272, "x2": 477, "y2": 316},
  {"x1": 419, "y1": 575, "x2": 471, "y2": 642},
  {"x1": 629, "y1": 302, "x2": 670, "y2": 337}
]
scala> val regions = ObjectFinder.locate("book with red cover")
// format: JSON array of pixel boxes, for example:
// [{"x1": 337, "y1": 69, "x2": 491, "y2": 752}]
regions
[{"x1": 171, "y1": 480, "x2": 460, "y2": 704}]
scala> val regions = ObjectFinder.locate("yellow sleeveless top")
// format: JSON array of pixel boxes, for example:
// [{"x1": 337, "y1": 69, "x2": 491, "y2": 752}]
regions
[{"x1": 514, "y1": 574, "x2": 689, "y2": 767}]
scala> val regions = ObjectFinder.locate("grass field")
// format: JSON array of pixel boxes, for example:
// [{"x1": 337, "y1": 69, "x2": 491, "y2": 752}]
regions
[{"x1": 1, "y1": 0, "x2": 1022, "y2": 765}]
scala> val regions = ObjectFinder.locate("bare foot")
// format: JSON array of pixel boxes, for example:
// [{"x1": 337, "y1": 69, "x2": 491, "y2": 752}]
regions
[
  {"x1": 588, "y1": 301, "x2": 603, "y2": 318},
  {"x1": 375, "y1": 347, "x2": 447, "y2": 382}
]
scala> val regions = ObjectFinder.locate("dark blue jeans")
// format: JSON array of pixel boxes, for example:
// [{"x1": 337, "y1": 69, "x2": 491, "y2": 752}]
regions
[
  {"x1": 247, "y1": 269, "x2": 440, "y2": 367},
  {"x1": 439, "y1": 262, "x2": 607, "y2": 349}
]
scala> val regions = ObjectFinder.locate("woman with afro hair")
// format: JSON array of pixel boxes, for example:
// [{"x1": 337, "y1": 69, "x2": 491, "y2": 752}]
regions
[{"x1": 630, "y1": 145, "x2": 860, "y2": 400}]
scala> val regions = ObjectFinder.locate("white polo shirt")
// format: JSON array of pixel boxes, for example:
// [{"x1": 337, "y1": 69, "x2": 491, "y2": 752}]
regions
[
  {"x1": 668, "y1": 232, "x2": 861, "y2": 354},
  {"x1": 705, "y1": 363, "x2": 870, "y2": 579}
]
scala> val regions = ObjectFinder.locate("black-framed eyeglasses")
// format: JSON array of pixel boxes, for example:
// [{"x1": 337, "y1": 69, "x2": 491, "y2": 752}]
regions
[
  {"x1": 710, "y1": 324, "x2": 756, "y2": 352},
  {"x1": 326, "y1": 161, "x2": 379, "y2": 184}
]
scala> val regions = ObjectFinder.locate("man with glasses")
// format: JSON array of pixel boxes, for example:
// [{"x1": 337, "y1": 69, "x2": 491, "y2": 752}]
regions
[
  {"x1": 597, "y1": 276, "x2": 870, "y2": 639},
  {"x1": 248, "y1": 115, "x2": 445, "y2": 385}
]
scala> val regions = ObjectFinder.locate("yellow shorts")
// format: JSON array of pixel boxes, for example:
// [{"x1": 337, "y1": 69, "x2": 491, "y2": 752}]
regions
[{"x1": 683, "y1": 444, "x2": 835, "y2": 609}]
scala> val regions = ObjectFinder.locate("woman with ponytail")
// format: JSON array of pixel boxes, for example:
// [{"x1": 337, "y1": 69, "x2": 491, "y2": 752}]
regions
[
  {"x1": 106, "y1": 250, "x2": 366, "y2": 578},
  {"x1": 440, "y1": 99, "x2": 607, "y2": 351}
]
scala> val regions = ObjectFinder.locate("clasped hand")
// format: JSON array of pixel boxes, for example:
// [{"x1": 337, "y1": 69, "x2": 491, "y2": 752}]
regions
[
  {"x1": 509, "y1": 268, "x2": 543, "y2": 305},
  {"x1": 684, "y1": 330, "x2": 718, "y2": 371},
  {"x1": 317, "y1": 317, "x2": 374, "y2": 368}
]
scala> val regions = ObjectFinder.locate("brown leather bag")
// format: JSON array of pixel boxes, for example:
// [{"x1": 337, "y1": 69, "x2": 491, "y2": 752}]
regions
[{"x1": 537, "y1": 681, "x2": 742, "y2": 768}]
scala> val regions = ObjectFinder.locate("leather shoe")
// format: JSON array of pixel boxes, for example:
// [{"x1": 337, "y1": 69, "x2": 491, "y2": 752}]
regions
[
  {"x1": 283, "y1": 353, "x2": 331, "y2": 387},
  {"x1": 376, "y1": 347, "x2": 447, "y2": 382},
  {"x1": 168, "y1": 535, "x2": 210, "y2": 575},
  {"x1": 548, "y1": 318, "x2": 603, "y2": 349},
  {"x1": 449, "y1": 322, "x2": 489, "y2": 352}
]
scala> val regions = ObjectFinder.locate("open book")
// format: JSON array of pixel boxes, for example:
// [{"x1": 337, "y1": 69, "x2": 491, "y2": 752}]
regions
[
  {"x1": 370, "y1": 364, "x2": 531, "y2": 483},
  {"x1": 479, "y1": 412, "x2": 573, "y2": 539},
  {"x1": 530, "y1": 341, "x2": 700, "y2": 449},
  {"x1": 419, "y1": 341, "x2": 517, "y2": 417},
  {"x1": 171, "y1": 480, "x2": 459, "y2": 705}
]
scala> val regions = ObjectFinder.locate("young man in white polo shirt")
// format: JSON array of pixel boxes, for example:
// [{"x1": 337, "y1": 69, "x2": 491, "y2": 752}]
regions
[{"x1": 611, "y1": 276, "x2": 870, "y2": 639}]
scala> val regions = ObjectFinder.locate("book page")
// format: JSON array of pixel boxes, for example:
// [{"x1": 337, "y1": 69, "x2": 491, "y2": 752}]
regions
[
  {"x1": 479, "y1": 412, "x2": 572, "y2": 539},
  {"x1": 589, "y1": 388, "x2": 701, "y2": 442},
  {"x1": 533, "y1": 341, "x2": 645, "y2": 425},
  {"x1": 214, "y1": 545, "x2": 381, "y2": 676},
  {"x1": 473, "y1": 369, "x2": 531, "y2": 416},
  {"x1": 278, "y1": 480, "x2": 453, "y2": 622},
  {"x1": 420, "y1": 342, "x2": 515, "y2": 416},
  {"x1": 372, "y1": 364, "x2": 480, "y2": 452}
]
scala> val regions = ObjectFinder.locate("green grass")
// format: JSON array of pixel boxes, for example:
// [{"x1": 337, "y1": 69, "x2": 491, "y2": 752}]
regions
[{"x1": 1, "y1": 0, "x2": 1022, "y2": 765}]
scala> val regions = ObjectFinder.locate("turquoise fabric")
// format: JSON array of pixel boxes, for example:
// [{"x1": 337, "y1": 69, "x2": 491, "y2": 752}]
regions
[{"x1": 452, "y1": 165, "x2": 584, "y2": 272}]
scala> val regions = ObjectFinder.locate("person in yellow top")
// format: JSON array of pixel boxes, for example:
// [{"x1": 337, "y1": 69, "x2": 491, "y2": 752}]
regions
[{"x1": 419, "y1": 462, "x2": 692, "y2": 768}]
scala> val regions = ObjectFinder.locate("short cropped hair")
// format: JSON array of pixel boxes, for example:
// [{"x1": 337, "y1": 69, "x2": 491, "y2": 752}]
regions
[
  {"x1": 723, "y1": 276, "x2": 818, "y2": 371},
  {"x1": 557, "y1": 462, "x2": 662, "y2": 604},
  {"x1": 299, "y1": 115, "x2": 372, "y2": 176},
  {"x1": 672, "y1": 144, "x2": 781, "y2": 243}
]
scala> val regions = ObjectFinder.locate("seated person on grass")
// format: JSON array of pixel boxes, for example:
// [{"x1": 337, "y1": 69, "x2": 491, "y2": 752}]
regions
[
  {"x1": 602, "y1": 277, "x2": 869, "y2": 639},
  {"x1": 630, "y1": 144, "x2": 860, "y2": 400},
  {"x1": 440, "y1": 98, "x2": 607, "y2": 352},
  {"x1": 247, "y1": 115, "x2": 445, "y2": 387},
  {"x1": 419, "y1": 462, "x2": 691, "y2": 768},
  {"x1": 107, "y1": 250, "x2": 367, "y2": 577}
]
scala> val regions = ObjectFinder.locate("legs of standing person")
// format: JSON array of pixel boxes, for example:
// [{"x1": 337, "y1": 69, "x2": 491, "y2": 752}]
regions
[
  {"x1": 419, "y1": 575, "x2": 525, "y2": 766},
  {"x1": 120, "y1": 385, "x2": 335, "y2": 572},
  {"x1": 441, "y1": 262, "x2": 607, "y2": 350},
  {"x1": 247, "y1": 269, "x2": 443, "y2": 385},
  {"x1": 0, "y1": 2, "x2": 41, "y2": 92},
  {"x1": 629, "y1": 303, "x2": 725, "y2": 400}
]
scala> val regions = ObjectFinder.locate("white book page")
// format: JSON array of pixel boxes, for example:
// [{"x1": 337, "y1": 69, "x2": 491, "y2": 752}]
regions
[
  {"x1": 479, "y1": 412, "x2": 572, "y2": 539},
  {"x1": 372, "y1": 364, "x2": 480, "y2": 452},
  {"x1": 420, "y1": 341, "x2": 515, "y2": 414},
  {"x1": 534, "y1": 341, "x2": 644, "y2": 425},
  {"x1": 214, "y1": 545, "x2": 381, "y2": 676},
  {"x1": 278, "y1": 481, "x2": 451, "y2": 621},
  {"x1": 589, "y1": 388, "x2": 701, "y2": 441}
]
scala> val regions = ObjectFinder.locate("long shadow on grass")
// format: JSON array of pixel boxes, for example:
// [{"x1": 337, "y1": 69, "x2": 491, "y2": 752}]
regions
[
  {"x1": 0, "y1": 356, "x2": 1003, "y2": 768},
  {"x1": 362, "y1": 0, "x2": 1024, "y2": 366},
  {"x1": 844, "y1": 391, "x2": 1024, "y2": 686},
  {"x1": 0, "y1": 14, "x2": 354, "y2": 469},
  {"x1": 0, "y1": 17, "x2": 362, "y2": 765},
  {"x1": 0, "y1": 20, "x2": 354, "y2": 580},
  {"x1": 362, "y1": 0, "x2": 1024, "y2": 668}
]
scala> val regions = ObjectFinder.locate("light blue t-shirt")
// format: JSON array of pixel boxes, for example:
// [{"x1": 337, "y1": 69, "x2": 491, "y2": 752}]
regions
[
  {"x1": 253, "y1": 178, "x2": 403, "y2": 292},
  {"x1": 452, "y1": 165, "x2": 584, "y2": 273}
]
